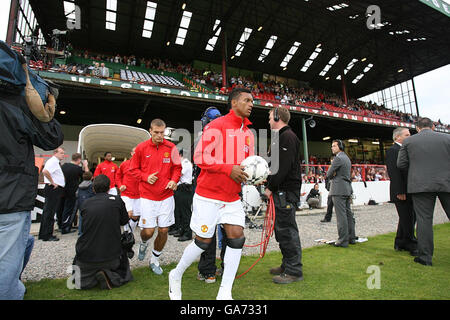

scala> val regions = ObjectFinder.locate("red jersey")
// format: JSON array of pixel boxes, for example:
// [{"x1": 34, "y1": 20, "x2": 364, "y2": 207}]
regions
[
  {"x1": 116, "y1": 159, "x2": 140, "y2": 199},
  {"x1": 130, "y1": 138, "x2": 182, "y2": 201},
  {"x1": 94, "y1": 160, "x2": 118, "y2": 189},
  {"x1": 194, "y1": 109, "x2": 254, "y2": 202}
]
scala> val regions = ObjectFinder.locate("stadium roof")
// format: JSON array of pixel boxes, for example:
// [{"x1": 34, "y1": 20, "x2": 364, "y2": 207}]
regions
[{"x1": 29, "y1": 0, "x2": 450, "y2": 99}]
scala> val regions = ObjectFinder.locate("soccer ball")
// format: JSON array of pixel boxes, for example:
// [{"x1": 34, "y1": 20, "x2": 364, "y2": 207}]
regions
[{"x1": 240, "y1": 155, "x2": 270, "y2": 185}]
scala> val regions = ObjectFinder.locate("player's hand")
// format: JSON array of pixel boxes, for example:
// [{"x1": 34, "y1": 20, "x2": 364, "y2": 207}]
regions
[
  {"x1": 230, "y1": 165, "x2": 248, "y2": 184},
  {"x1": 165, "y1": 180, "x2": 177, "y2": 190},
  {"x1": 119, "y1": 185, "x2": 127, "y2": 192},
  {"x1": 264, "y1": 188, "x2": 272, "y2": 198},
  {"x1": 147, "y1": 171, "x2": 159, "y2": 184},
  {"x1": 396, "y1": 194, "x2": 406, "y2": 201}
]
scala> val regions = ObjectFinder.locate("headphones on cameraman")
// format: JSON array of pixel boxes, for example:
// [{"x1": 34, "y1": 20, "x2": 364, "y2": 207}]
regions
[
  {"x1": 335, "y1": 139, "x2": 345, "y2": 151},
  {"x1": 273, "y1": 107, "x2": 280, "y2": 122},
  {"x1": 200, "y1": 106, "x2": 221, "y2": 128}
]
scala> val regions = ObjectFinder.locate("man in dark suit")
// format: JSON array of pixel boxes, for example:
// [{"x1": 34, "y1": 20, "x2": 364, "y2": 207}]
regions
[
  {"x1": 326, "y1": 140, "x2": 355, "y2": 247},
  {"x1": 385, "y1": 127, "x2": 418, "y2": 256},
  {"x1": 397, "y1": 118, "x2": 450, "y2": 266}
]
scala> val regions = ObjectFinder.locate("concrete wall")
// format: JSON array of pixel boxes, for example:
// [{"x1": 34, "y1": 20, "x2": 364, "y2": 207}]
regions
[{"x1": 300, "y1": 181, "x2": 390, "y2": 208}]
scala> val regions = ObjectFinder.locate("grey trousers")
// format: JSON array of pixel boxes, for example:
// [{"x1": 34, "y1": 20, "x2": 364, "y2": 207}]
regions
[
  {"x1": 332, "y1": 195, "x2": 355, "y2": 246},
  {"x1": 411, "y1": 192, "x2": 450, "y2": 264}
]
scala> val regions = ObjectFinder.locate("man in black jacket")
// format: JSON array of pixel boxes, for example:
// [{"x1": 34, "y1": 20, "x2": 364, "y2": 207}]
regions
[
  {"x1": 74, "y1": 174, "x2": 132, "y2": 289},
  {"x1": 0, "y1": 41, "x2": 63, "y2": 300},
  {"x1": 265, "y1": 107, "x2": 303, "y2": 284},
  {"x1": 385, "y1": 127, "x2": 418, "y2": 256}
]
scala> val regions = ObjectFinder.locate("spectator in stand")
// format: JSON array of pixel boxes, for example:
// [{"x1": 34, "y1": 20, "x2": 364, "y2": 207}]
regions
[
  {"x1": 91, "y1": 62, "x2": 101, "y2": 77},
  {"x1": 100, "y1": 63, "x2": 109, "y2": 78},
  {"x1": 69, "y1": 65, "x2": 78, "y2": 74}
]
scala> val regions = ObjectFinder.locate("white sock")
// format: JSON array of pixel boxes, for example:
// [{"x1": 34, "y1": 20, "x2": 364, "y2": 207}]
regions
[
  {"x1": 217, "y1": 247, "x2": 242, "y2": 298},
  {"x1": 172, "y1": 241, "x2": 205, "y2": 280},
  {"x1": 151, "y1": 249, "x2": 162, "y2": 266}
]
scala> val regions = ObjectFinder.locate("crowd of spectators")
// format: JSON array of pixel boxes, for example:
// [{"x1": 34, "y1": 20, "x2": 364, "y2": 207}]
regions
[
  {"x1": 194, "y1": 71, "x2": 420, "y2": 124},
  {"x1": 29, "y1": 47, "x2": 449, "y2": 130},
  {"x1": 300, "y1": 155, "x2": 389, "y2": 184}
]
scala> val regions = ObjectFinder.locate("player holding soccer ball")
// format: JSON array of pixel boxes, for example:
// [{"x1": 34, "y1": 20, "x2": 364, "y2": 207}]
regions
[
  {"x1": 265, "y1": 107, "x2": 303, "y2": 284},
  {"x1": 169, "y1": 88, "x2": 254, "y2": 300}
]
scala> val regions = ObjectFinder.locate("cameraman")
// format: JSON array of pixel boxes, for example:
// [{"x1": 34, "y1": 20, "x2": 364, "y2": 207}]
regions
[
  {"x1": 0, "y1": 41, "x2": 63, "y2": 300},
  {"x1": 265, "y1": 107, "x2": 303, "y2": 284}
]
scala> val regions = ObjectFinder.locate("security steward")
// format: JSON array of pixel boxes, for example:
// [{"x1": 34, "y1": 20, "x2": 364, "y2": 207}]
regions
[
  {"x1": 173, "y1": 149, "x2": 193, "y2": 241},
  {"x1": 265, "y1": 107, "x2": 303, "y2": 284}
]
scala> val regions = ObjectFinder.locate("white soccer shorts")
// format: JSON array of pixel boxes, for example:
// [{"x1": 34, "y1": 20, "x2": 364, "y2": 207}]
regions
[
  {"x1": 190, "y1": 193, "x2": 245, "y2": 238},
  {"x1": 121, "y1": 196, "x2": 141, "y2": 216},
  {"x1": 139, "y1": 196, "x2": 175, "y2": 229}
]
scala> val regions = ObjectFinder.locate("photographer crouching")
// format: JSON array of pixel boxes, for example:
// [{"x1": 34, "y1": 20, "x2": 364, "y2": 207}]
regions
[{"x1": 73, "y1": 174, "x2": 133, "y2": 290}]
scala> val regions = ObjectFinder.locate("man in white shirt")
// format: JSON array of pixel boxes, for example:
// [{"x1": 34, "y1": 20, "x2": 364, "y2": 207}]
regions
[
  {"x1": 100, "y1": 63, "x2": 109, "y2": 78},
  {"x1": 172, "y1": 149, "x2": 193, "y2": 242},
  {"x1": 38, "y1": 147, "x2": 66, "y2": 241}
]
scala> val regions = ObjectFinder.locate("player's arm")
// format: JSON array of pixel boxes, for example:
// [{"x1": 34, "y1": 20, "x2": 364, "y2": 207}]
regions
[
  {"x1": 117, "y1": 163, "x2": 126, "y2": 191},
  {"x1": 129, "y1": 146, "x2": 148, "y2": 183},
  {"x1": 166, "y1": 146, "x2": 182, "y2": 190}
]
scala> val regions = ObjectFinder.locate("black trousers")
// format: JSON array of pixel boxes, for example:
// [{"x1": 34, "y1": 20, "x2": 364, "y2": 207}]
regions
[
  {"x1": 393, "y1": 196, "x2": 417, "y2": 251},
  {"x1": 273, "y1": 191, "x2": 303, "y2": 277},
  {"x1": 411, "y1": 192, "x2": 450, "y2": 264},
  {"x1": 38, "y1": 185, "x2": 63, "y2": 240},
  {"x1": 173, "y1": 187, "x2": 193, "y2": 237},
  {"x1": 198, "y1": 227, "x2": 227, "y2": 276},
  {"x1": 61, "y1": 192, "x2": 77, "y2": 231},
  {"x1": 323, "y1": 194, "x2": 334, "y2": 221},
  {"x1": 74, "y1": 252, "x2": 133, "y2": 289}
]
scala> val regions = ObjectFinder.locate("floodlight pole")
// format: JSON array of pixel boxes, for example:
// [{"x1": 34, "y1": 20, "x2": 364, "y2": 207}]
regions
[
  {"x1": 221, "y1": 31, "x2": 228, "y2": 89},
  {"x1": 301, "y1": 117, "x2": 309, "y2": 174},
  {"x1": 6, "y1": 0, "x2": 19, "y2": 45},
  {"x1": 341, "y1": 71, "x2": 348, "y2": 106},
  {"x1": 411, "y1": 76, "x2": 420, "y2": 117}
]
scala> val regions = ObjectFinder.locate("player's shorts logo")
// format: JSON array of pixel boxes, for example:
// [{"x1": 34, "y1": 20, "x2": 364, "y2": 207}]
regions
[
  {"x1": 142, "y1": 219, "x2": 146, "y2": 225},
  {"x1": 201, "y1": 225, "x2": 208, "y2": 233}
]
